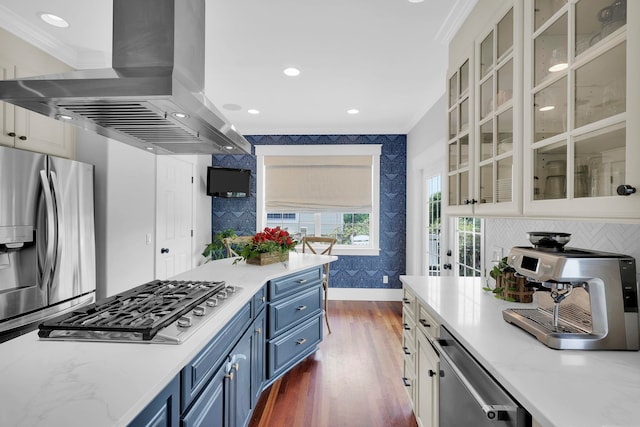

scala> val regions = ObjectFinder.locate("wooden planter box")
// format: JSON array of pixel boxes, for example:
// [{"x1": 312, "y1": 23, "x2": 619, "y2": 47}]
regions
[
  {"x1": 246, "y1": 251, "x2": 289, "y2": 266},
  {"x1": 497, "y1": 272, "x2": 534, "y2": 303}
]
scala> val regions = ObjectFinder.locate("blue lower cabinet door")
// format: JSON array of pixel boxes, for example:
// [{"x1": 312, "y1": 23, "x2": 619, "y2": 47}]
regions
[
  {"x1": 128, "y1": 376, "x2": 180, "y2": 427},
  {"x1": 182, "y1": 364, "x2": 227, "y2": 427}
]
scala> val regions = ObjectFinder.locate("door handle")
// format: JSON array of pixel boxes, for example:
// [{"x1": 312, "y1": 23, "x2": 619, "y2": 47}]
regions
[{"x1": 160, "y1": 248, "x2": 170, "y2": 254}]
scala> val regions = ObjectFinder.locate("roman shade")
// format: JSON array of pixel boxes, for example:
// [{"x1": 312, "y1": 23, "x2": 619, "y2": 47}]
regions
[{"x1": 264, "y1": 155, "x2": 373, "y2": 212}]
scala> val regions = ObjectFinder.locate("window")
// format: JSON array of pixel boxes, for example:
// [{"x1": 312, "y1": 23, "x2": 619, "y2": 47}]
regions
[
  {"x1": 455, "y1": 217, "x2": 483, "y2": 277},
  {"x1": 256, "y1": 145, "x2": 381, "y2": 256},
  {"x1": 426, "y1": 175, "x2": 442, "y2": 276}
]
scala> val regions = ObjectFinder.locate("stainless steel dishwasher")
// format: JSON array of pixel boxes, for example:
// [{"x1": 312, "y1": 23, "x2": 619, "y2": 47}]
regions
[{"x1": 433, "y1": 327, "x2": 531, "y2": 426}]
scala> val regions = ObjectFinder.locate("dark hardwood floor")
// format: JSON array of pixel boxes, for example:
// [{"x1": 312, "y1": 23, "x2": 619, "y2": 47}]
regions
[{"x1": 249, "y1": 300, "x2": 418, "y2": 427}]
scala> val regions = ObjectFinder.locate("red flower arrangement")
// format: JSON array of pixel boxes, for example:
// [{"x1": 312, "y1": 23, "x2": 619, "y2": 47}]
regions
[{"x1": 236, "y1": 227, "x2": 297, "y2": 263}]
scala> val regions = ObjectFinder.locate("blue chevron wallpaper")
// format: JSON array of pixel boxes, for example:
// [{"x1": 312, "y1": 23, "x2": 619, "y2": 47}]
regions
[{"x1": 211, "y1": 134, "x2": 406, "y2": 289}]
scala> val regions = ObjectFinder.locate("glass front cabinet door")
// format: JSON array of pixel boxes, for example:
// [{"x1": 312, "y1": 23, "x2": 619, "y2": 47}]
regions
[
  {"x1": 523, "y1": 0, "x2": 640, "y2": 218},
  {"x1": 446, "y1": 3, "x2": 522, "y2": 216}
]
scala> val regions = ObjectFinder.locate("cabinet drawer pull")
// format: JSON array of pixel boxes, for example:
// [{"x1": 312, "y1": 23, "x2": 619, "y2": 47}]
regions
[
  {"x1": 296, "y1": 305, "x2": 307, "y2": 311},
  {"x1": 255, "y1": 327, "x2": 262, "y2": 334},
  {"x1": 402, "y1": 377, "x2": 411, "y2": 387},
  {"x1": 419, "y1": 319, "x2": 431, "y2": 328},
  {"x1": 18, "y1": 135, "x2": 27, "y2": 141},
  {"x1": 225, "y1": 372, "x2": 234, "y2": 380},
  {"x1": 402, "y1": 298, "x2": 411, "y2": 304},
  {"x1": 428, "y1": 369, "x2": 437, "y2": 377},
  {"x1": 7, "y1": 132, "x2": 16, "y2": 137},
  {"x1": 403, "y1": 323, "x2": 411, "y2": 331},
  {"x1": 402, "y1": 346, "x2": 411, "y2": 356},
  {"x1": 296, "y1": 338, "x2": 307, "y2": 345},
  {"x1": 260, "y1": 296, "x2": 266, "y2": 302},
  {"x1": 296, "y1": 279, "x2": 308, "y2": 284}
]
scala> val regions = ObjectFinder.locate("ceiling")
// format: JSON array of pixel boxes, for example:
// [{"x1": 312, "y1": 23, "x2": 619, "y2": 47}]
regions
[{"x1": 0, "y1": 0, "x2": 477, "y2": 136}]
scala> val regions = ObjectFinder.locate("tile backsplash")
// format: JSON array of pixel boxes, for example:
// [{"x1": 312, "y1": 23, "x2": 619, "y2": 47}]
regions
[{"x1": 484, "y1": 218, "x2": 640, "y2": 282}]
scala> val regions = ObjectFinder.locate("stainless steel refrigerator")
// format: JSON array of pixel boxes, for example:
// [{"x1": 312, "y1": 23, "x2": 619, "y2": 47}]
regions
[{"x1": 0, "y1": 146, "x2": 95, "y2": 341}]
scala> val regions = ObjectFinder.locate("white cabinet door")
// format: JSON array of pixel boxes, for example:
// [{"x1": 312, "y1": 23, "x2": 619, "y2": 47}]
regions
[
  {"x1": 0, "y1": 61, "x2": 16, "y2": 147},
  {"x1": 416, "y1": 330, "x2": 439, "y2": 427},
  {"x1": 156, "y1": 156, "x2": 194, "y2": 280},
  {"x1": 522, "y1": 0, "x2": 640, "y2": 219},
  {"x1": 12, "y1": 65, "x2": 75, "y2": 158}
]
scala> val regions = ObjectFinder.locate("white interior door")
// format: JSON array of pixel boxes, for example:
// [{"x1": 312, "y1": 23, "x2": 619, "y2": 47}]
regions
[{"x1": 156, "y1": 156, "x2": 193, "y2": 280}]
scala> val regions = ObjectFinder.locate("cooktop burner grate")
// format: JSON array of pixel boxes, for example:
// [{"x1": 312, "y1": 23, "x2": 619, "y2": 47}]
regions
[{"x1": 38, "y1": 280, "x2": 227, "y2": 341}]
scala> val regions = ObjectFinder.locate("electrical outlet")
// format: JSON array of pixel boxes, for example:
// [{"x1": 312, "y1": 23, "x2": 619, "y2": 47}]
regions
[
  {"x1": 383, "y1": 275, "x2": 389, "y2": 284},
  {"x1": 492, "y1": 247, "x2": 503, "y2": 262}
]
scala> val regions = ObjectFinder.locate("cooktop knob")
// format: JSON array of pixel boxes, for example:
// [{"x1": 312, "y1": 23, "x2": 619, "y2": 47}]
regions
[
  {"x1": 226, "y1": 285, "x2": 236, "y2": 293},
  {"x1": 206, "y1": 297, "x2": 218, "y2": 307},
  {"x1": 218, "y1": 290, "x2": 228, "y2": 299},
  {"x1": 193, "y1": 305, "x2": 206, "y2": 316},
  {"x1": 177, "y1": 316, "x2": 192, "y2": 328}
]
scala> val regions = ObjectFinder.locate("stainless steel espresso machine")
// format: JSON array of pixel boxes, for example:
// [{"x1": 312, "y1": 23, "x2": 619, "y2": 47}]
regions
[{"x1": 502, "y1": 232, "x2": 639, "y2": 350}]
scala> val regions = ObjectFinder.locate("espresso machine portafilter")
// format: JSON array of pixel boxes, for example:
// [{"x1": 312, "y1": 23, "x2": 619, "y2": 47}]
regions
[{"x1": 502, "y1": 233, "x2": 640, "y2": 350}]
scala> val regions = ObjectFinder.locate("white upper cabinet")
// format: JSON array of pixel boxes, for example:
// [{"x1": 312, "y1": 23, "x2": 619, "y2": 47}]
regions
[
  {"x1": 0, "y1": 30, "x2": 76, "y2": 159},
  {"x1": 446, "y1": 1, "x2": 522, "y2": 216},
  {"x1": 523, "y1": 0, "x2": 640, "y2": 219}
]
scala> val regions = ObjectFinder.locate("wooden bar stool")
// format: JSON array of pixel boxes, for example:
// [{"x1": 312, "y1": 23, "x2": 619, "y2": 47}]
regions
[
  {"x1": 223, "y1": 236, "x2": 254, "y2": 258},
  {"x1": 301, "y1": 236, "x2": 336, "y2": 334}
]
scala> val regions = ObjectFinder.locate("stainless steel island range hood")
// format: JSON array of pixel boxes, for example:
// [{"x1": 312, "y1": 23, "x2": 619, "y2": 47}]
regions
[{"x1": 0, "y1": 0, "x2": 250, "y2": 155}]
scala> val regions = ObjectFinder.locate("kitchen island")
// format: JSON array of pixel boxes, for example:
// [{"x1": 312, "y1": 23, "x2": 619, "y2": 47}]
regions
[
  {"x1": 0, "y1": 253, "x2": 335, "y2": 427},
  {"x1": 401, "y1": 275, "x2": 640, "y2": 427}
]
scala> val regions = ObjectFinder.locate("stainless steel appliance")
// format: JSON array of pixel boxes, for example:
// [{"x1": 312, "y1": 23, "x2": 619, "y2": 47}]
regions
[
  {"x1": 0, "y1": 0, "x2": 250, "y2": 156},
  {"x1": 38, "y1": 279, "x2": 241, "y2": 344},
  {"x1": 503, "y1": 233, "x2": 639, "y2": 350},
  {"x1": 434, "y1": 327, "x2": 531, "y2": 426},
  {"x1": 0, "y1": 146, "x2": 95, "y2": 342}
]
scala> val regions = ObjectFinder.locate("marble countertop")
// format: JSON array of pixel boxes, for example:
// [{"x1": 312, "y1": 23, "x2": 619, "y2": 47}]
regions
[
  {"x1": 400, "y1": 275, "x2": 640, "y2": 427},
  {"x1": 0, "y1": 253, "x2": 335, "y2": 427}
]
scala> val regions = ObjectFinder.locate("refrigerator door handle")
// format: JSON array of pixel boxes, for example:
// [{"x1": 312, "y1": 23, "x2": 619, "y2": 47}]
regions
[
  {"x1": 39, "y1": 170, "x2": 55, "y2": 291},
  {"x1": 49, "y1": 170, "x2": 64, "y2": 288}
]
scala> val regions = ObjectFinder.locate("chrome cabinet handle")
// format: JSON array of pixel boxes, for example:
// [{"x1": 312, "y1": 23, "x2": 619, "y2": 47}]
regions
[
  {"x1": 297, "y1": 279, "x2": 308, "y2": 284},
  {"x1": 433, "y1": 339, "x2": 516, "y2": 421},
  {"x1": 260, "y1": 296, "x2": 266, "y2": 302},
  {"x1": 296, "y1": 338, "x2": 307, "y2": 345},
  {"x1": 296, "y1": 305, "x2": 307, "y2": 311}
]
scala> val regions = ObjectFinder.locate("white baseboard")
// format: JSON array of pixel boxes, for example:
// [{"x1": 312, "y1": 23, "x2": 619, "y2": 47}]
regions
[{"x1": 327, "y1": 288, "x2": 403, "y2": 301}]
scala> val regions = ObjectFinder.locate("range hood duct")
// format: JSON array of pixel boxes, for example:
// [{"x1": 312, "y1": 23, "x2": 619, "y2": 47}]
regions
[{"x1": 0, "y1": 0, "x2": 251, "y2": 155}]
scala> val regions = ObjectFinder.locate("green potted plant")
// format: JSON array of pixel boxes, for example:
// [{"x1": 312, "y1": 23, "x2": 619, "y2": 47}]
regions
[{"x1": 202, "y1": 228, "x2": 237, "y2": 262}]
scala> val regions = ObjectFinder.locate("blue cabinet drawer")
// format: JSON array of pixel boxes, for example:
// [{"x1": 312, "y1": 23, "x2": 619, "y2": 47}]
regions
[
  {"x1": 269, "y1": 267, "x2": 322, "y2": 301},
  {"x1": 268, "y1": 285, "x2": 322, "y2": 338},
  {"x1": 181, "y1": 302, "x2": 251, "y2": 411},
  {"x1": 267, "y1": 314, "x2": 322, "y2": 379}
]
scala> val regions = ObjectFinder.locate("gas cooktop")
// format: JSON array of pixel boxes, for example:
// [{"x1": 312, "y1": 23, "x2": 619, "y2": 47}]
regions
[{"x1": 38, "y1": 279, "x2": 240, "y2": 344}]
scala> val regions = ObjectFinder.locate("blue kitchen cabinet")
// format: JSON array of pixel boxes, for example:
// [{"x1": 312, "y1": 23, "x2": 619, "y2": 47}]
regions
[
  {"x1": 251, "y1": 309, "x2": 266, "y2": 407},
  {"x1": 127, "y1": 376, "x2": 180, "y2": 427}
]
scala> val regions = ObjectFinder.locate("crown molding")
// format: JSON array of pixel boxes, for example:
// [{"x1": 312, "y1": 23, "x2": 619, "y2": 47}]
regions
[
  {"x1": 435, "y1": 0, "x2": 479, "y2": 45},
  {"x1": 0, "y1": 4, "x2": 79, "y2": 68}
]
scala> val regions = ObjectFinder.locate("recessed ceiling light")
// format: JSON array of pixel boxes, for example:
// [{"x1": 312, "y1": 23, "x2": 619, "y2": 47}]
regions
[
  {"x1": 39, "y1": 13, "x2": 69, "y2": 28},
  {"x1": 248, "y1": 109, "x2": 260, "y2": 115},
  {"x1": 283, "y1": 67, "x2": 301, "y2": 77},
  {"x1": 548, "y1": 63, "x2": 568, "y2": 72},
  {"x1": 408, "y1": 0, "x2": 424, "y2": 3},
  {"x1": 538, "y1": 105, "x2": 555, "y2": 112},
  {"x1": 146, "y1": 147, "x2": 154, "y2": 151},
  {"x1": 223, "y1": 103, "x2": 242, "y2": 111},
  {"x1": 224, "y1": 146, "x2": 234, "y2": 150},
  {"x1": 172, "y1": 112, "x2": 188, "y2": 119},
  {"x1": 56, "y1": 114, "x2": 74, "y2": 120},
  {"x1": 347, "y1": 109, "x2": 360, "y2": 115}
]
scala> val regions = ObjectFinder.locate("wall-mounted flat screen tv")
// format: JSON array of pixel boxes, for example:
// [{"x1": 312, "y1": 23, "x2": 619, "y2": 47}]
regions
[{"x1": 206, "y1": 167, "x2": 251, "y2": 198}]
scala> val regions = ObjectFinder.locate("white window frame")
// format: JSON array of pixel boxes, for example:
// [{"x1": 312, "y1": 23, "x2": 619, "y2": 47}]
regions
[{"x1": 255, "y1": 144, "x2": 381, "y2": 256}]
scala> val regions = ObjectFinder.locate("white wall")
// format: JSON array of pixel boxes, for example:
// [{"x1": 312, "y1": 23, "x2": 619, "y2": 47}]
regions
[
  {"x1": 76, "y1": 130, "x2": 157, "y2": 299},
  {"x1": 406, "y1": 94, "x2": 447, "y2": 275},
  {"x1": 76, "y1": 131, "x2": 212, "y2": 298}
]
